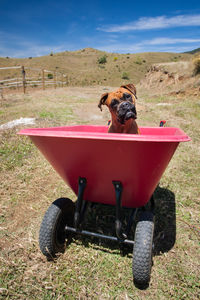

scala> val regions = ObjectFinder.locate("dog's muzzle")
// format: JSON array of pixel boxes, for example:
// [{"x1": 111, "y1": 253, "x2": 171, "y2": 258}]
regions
[{"x1": 117, "y1": 101, "x2": 137, "y2": 124}]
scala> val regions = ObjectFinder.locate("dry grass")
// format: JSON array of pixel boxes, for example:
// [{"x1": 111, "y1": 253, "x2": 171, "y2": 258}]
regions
[
  {"x1": 0, "y1": 48, "x2": 192, "y2": 87},
  {"x1": 0, "y1": 86, "x2": 200, "y2": 299},
  {"x1": 137, "y1": 61, "x2": 200, "y2": 98}
]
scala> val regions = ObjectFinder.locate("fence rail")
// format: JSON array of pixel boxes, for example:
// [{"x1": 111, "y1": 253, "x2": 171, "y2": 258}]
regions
[
  {"x1": 0, "y1": 66, "x2": 22, "y2": 70},
  {"x1": 0, "y1": 65, "x2": 67, "y2": 96}
]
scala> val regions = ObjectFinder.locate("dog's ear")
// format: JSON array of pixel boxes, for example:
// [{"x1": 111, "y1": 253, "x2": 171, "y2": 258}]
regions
[
  {"x1": 121, "y1": 84, "x2": 137, "y2": 98},
  {"x1": 98, "y1": 93, "x2": 108, "y2": 111}
]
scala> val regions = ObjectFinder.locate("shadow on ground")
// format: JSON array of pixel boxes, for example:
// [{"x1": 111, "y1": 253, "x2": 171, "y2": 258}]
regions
[{"x1": 69, "y1": 185, "x2": 176, "y2": 257}]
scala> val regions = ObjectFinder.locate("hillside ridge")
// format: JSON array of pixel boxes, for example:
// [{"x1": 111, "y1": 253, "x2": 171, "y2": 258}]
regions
[{"x1": 0, "y1": 48, "x2": 193, "y2": 86}]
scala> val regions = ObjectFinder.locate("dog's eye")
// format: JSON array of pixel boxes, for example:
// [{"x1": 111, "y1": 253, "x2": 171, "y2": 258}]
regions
[
  {"x1": 111, "y1": 99, "x2": 119, "y2": 108},
  {"x1": 123, "y1": 93, "x2": 133, "y2": 101}
]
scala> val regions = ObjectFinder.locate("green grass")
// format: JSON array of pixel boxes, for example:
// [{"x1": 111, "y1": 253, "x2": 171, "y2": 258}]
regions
[
  {"x1": 38, "y1": 108, "x2": 74, "y2": 122},
  {"x1": 0, "y1": 87, "x2": 199, "y2": 299},
  {"x1": 39, "y1": 111, "x2": 54, "y2": 119},
  {"x1": 0, "y1": 132, "x2": 34, "y2": 170}
]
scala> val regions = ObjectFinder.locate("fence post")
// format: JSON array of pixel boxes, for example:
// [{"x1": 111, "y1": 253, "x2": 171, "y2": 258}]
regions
[
  {"x1": 54, "y1": 71, "x2": 57, "y2": 89},
  {"x1": 42, "y1": 69, "x2": 45, "y2": 90},
  {"x1": 61, "y1": 74, "x2": 64, "y2": 87},
  {"x1": 16, "y1": 77, "x2": 19, "y2": 91},
  {"x1": 21, "y1": 66, "x2": 26, "y2": 94},
  {"x1": 0, "y1": 87, "x2": 3, "y2": 99},
  {"x1": 63, "y1": 74, "x2": 66, "y2": 86}
]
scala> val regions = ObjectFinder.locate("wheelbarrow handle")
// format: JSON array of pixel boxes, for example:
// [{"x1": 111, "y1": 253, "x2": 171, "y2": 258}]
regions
[{"x1": 159, "y1": 120, "x2": 166, "y2": 127}]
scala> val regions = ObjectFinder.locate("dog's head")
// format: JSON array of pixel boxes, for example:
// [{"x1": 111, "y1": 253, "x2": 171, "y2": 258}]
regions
[{"x1": 98, "y1": 84, "x2": 137, "y2": 125}]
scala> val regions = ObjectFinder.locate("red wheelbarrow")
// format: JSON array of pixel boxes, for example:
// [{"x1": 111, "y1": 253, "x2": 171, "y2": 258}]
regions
[{"x1": 18, "y1": 125, "x2": 190, "y2": 286}]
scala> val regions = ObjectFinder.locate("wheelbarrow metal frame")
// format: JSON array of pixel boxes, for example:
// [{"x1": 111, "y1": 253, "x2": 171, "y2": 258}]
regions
[{"x1": 66, "y1": 176, "x2": 154, "y2": 246}]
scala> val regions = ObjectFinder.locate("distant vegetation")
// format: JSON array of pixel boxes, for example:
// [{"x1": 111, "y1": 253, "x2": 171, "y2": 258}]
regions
[
  {"x1": 134, "y1": 57, "x2": 143, "y2": 65},
  {"x1": 122, "y1": 72, "x2": 129, "y2": 80},
  {"x1": 47, "y1": 73, "x2": 53, "y2": 79},
  {"x1": 184, "y1": 47, "x2": 200, "y2": 55},
  {"x1": 193, "y1": 55, "x2": 200, "y2": 75},
  {"x1": 97, "y1": 55, "x2": 107, "y2": 64}
]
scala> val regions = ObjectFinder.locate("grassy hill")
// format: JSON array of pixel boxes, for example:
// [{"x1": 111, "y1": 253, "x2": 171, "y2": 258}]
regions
[
  {"x1": 184, "y1": 47, "x2": 200, "y2": 55},
  {"x1": 0, "y1": 48, "x2": 193, "y2": 86}
]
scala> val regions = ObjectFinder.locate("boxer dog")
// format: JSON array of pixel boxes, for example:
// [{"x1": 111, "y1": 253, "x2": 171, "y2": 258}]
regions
[{"x1": 98, "y1": 84, "x2": 139, "y2": 134}]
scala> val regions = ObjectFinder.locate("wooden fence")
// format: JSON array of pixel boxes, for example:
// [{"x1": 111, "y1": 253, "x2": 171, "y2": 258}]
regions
[{"x1": 0, "y1": 66, "x2": 67, "y2": 96}]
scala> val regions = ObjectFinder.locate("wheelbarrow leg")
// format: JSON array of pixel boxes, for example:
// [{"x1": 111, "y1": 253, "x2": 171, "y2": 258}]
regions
[
  {"x1": 74, "y1": 177, "x2": 87, "y2": 229},
  {"x1": 112, "y1": 181, "x2": 127, "y2": 241},
  {"x1": 142, "y1": 193, "x2": 155, "y2": 213},
  {"x1": 150, "y1": 194, "x2": 155, "y2": 212},
  {"x1": 126, "y1": 208, "x2": 138, "y2": 237}
]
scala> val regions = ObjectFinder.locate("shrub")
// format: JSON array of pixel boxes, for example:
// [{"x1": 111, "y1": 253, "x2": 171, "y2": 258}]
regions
[
  {"x1": 134, "y1": 57, "x2": 143, "y2": 65},
  {"x1": 172, "y1": 56, "x2": 178, "y2": 62},
  {"x1": 122, "y1": 72, "x2": 129, "y2": 80},
  {"x1": 193, "y1": 55, "x2": 200, "y2": 75},
  {"x1": 113, "y1": 57, "x2": 118, "y2": 61},
  {"x1": 98, "y1": 55, "x2": 107, "y2": 64},
  {"x1": 47, "y1": 73, "x2": 53, "y2": 79}
]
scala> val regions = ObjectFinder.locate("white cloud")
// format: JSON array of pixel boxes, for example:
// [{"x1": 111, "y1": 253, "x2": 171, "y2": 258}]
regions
[
  {"x1": 143, "y1": 37, "x2": 200, "y2": 45},
  {"x1": 98, "y1": 14, "x2": 200, "y2": 32},
  {"x1": 96, "y1": 37, "x2": 200, "y2": 53}
]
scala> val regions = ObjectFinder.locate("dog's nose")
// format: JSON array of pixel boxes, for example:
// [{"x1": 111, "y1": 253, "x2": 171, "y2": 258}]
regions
[
  {"x1": 120, "y1": 101, "x2": 133, "y2": 110},
  {"x1": 121, "y1": 102, "x2": 129, "y2": 109}
]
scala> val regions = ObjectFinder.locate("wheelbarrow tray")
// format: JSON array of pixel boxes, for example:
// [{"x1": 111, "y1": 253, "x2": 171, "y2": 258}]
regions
[{"x1": 18, "y1": 125, "x2": 190, "y2": 208}]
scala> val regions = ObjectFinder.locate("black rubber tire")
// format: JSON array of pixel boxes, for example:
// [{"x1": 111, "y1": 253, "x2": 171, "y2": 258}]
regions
[
  {"x1": 39, "y1": 198, "x2": 75, "y2": 259},
  {"x1": 132, "y1": 211, "x2": 154, "y2": 287}
]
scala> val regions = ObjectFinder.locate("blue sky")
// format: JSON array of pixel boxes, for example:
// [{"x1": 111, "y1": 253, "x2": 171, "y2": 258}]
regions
[{"x1": 0, "y1": 0, "x2": 200, "y2": 58}]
